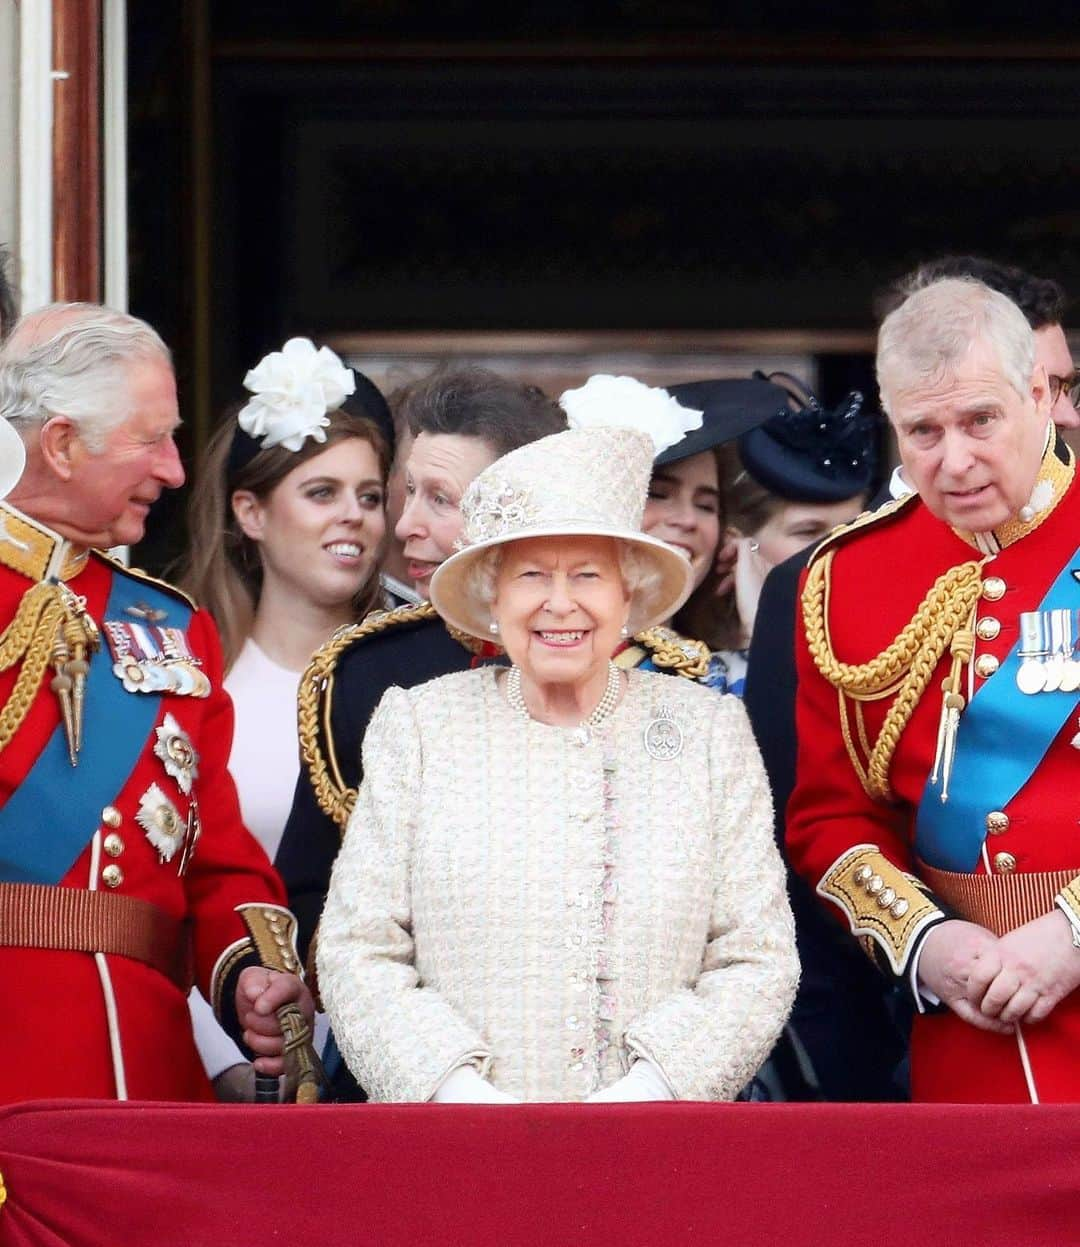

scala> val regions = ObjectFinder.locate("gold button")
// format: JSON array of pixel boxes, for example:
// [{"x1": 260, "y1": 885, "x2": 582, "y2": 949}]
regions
[
  {"x1": 877, "y1": 887, "x2": 897, "y2": 908},
  {"x1": 853, "y1": 864, "x2": 873, "y2": 885},
  {"x1": 975, "y1": 653, "x2": 1000, "y2": 679},
  {"x1": 103, "y1": 833, "x2": 125, "y2": 857},
  {"x1": 867, "y1": 874, "x2": 884, "y2": 895},
  {"x1": 976, "y1": 617, "x2": 1001, "y2": 641},
  {"x1": 102, "y1": 864, "x2": 124, "y2": 888},
  {"x1": 101, "y1": 805, "x2": 122, "y2": 829},
  {"x1": 890, "y1": 899, "x2": 910, "y2": 919},
  {"x1": 982, "y1": 577, "x2": 1006, "y2": 602},
  {"x1": 986, "y1": 811, "x2": 1010, "y2": 835},
  {"x1": 993, "y1": 852, "x2": 1017, "y2": 874}
]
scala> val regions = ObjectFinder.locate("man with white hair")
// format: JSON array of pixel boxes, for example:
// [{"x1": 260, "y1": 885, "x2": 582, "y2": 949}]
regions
[
  {"x1": 0, "y1": 302, "x2": 314, "y2": 1103},
  {"x1": 788, "y1": 277, "x2": 1080, "y2": 1103}
]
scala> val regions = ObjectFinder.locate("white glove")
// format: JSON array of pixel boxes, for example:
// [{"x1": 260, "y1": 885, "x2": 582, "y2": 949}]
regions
[
  {"x1": 586, "y1": 1060, "x2": 675, "y2": 1102},
  {"x1": 431, "y1": 1064, "x2": 519, "y2": 1104}
]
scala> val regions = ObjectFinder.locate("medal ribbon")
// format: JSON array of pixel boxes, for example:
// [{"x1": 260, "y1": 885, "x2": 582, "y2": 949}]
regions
[
  {"x1": 0, "y1": 571, "x2": 192, "y2": 884},
  {"x1": 915, "y1": 542, "x2": 1080, "y2": 872}
]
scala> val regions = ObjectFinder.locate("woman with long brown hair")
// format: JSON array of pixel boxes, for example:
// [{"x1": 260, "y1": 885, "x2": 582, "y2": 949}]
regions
[{"x1": 180, "y1": 337, "x2": 392, "y2": 1097}]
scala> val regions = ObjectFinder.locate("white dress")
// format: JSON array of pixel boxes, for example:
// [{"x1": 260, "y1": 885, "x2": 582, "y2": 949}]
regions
[
  {"x1": 189, "y1": 639, "x2": 305, "y2": 1080},
  {"x1": 223, "y1": 639, "x2": 304, "y2": 857},
  {"x1": 319, "y1": 666, "x2": 798, "y2": 1102}
]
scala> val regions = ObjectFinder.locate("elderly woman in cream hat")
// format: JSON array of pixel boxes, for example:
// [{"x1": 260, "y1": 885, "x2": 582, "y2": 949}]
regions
[{"x1": 318, "y1": 377, "x2": 798, "y2": 1103}]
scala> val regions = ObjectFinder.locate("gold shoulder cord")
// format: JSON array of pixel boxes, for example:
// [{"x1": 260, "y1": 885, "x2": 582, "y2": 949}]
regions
[
  {"x1": 0, "y1": 580, "x2": 99, "y2": 763},
  {"x1": 297, "y1": 602, "x2": 438, "y2": 833},
  {"x1": 631, "y1": 627, "x2": 711, "y2": 680},
  {"x1": 801, "y1": 549, "x2": 985, "y2": 802}
]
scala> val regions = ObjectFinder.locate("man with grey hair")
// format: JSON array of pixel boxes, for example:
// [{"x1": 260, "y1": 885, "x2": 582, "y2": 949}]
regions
[
  {"x1": 0, "y1": 302, "x2": 314, "y2": 1104},
  {"x1": 787, "y1": 277, "x2": 1080, "y2": 1103}
]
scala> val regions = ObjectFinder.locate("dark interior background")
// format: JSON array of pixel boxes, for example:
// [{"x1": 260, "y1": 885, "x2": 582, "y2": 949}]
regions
[{"x1": 126, "y1": 2, "x2": 1080, "y2": 569}]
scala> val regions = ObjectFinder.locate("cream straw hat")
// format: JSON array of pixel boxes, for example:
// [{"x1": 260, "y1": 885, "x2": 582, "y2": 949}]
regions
[
  {"x1": 429, "y1": 375, "x2": 702, "y2": 641},
  {"x1": 0, "y1": 417, "x2": 26, "y2": 500}
]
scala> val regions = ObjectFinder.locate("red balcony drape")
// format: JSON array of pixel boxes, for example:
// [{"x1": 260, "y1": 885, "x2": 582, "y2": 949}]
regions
[{"x1": 1, "y1": 1099, "x2": 1077, "y2": 1246}]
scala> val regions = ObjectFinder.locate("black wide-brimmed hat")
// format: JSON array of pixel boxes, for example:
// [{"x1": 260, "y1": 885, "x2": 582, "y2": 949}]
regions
[
  {"x1": 660, "y1": 374, "x2": 876, "y2": 503},
  {"x1": 656, "y1": 378, "x2": 793, "y2": 467}
]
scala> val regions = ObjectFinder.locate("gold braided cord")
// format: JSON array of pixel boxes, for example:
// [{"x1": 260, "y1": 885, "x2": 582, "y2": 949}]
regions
[
  {"x1": 0, "y1": 581, "x2": 57, "y2": 667},
  {"x1": 802, "y1": 550, "x2": 985, "y2": 802},
  {"x1": 0, "y1": 583, "x2": 66, "y2": 755},
  {"x1": 631, "y1": 627, "x2": 711, "y2": 680},
  {"x1": 297, "y1": 602, "x2": 439, "y2": 832}
]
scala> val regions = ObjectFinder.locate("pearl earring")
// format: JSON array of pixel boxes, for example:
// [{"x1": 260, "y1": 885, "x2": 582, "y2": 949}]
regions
[
  {"x1": 620, "y1": 625, "x2": 630, "y2": 639},
  {"x1": 489, "y1": 620, "x2": 500, "y2": 635},
  {"x1": 749, "y1": 540, "x2": 760, "y2": 553}
]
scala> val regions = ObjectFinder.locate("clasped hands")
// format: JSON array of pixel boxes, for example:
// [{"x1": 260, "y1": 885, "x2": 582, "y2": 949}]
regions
[
  {"x1": 918, "y1": 912, "x2": 1080, "y2": 1033},
  {"x1": 235, "y1": 967, "x2": 314, "y2": 1076}
]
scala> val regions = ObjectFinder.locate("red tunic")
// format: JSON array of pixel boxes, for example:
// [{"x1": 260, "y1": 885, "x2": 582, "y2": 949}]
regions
[
  {"x1": 788, "y1": 477, "x2": 1080, "y2": 1103},
  {"x1": 0, "y1": 548, "x2": 285, "y2": 1104}
]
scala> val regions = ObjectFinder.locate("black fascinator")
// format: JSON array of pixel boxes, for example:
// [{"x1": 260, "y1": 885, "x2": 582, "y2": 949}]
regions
[{"x1": 737, "y1": 373, "x2": 877, "y2": 503}]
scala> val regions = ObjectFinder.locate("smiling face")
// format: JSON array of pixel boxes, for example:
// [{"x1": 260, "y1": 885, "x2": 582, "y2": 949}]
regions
[
  {"x1": 642, "y1": 449, "x2": 721, "y2": 593},
  {"x1": 60, "y1": 356, "x2": 185, "y2": 547},
  {"x1": 492, "y1": 535, "x2": 631, "y2": 693},
  {"x1": 887, "y1": 339, "x2": 1050, "y2": 532},
  {"x1": 232, "y1": 436, "x2": 386, "y2": 610},
  {"x1": 394, "y1": 432, "x2": 499, "y2": 599}
]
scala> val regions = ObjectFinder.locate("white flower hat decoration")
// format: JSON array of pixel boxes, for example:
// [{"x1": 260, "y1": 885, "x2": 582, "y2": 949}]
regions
[{"x1": 237, "y1": 337, "x2": 356, "y2": 453}]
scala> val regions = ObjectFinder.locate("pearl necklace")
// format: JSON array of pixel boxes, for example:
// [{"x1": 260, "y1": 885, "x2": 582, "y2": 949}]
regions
[{"x1": 505, "y1": 661, "x2": 623, "y2": 745}]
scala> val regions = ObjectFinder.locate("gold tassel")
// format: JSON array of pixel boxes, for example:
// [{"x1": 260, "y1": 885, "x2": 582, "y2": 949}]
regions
[{"x1": 933, "y1": 619, "x2": 975, "y2": 803}]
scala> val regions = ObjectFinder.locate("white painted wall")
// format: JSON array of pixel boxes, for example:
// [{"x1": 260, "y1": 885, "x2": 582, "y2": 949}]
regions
[{"x1": 0, "y1": 0, "x2": 20, "y2": 303}]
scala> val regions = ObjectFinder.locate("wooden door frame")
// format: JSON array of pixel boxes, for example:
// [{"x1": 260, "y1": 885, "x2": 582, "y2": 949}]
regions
[{"x1": 51, "y1": 0, "x2": 102, "y2": 303}]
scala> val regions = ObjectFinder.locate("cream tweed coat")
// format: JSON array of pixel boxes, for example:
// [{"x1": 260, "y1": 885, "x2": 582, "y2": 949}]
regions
[{"x1": 318, "y1": 667, "x2": 798, "y2": 1102}]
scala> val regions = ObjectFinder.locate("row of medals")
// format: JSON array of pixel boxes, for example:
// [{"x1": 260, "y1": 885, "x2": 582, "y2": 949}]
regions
[{"x1": 1016, "y1": 609, "x2": 1080, "y2": 695}]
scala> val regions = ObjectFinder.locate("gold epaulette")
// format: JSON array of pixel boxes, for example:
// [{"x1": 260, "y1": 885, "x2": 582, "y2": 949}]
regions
[
  {"x1": 817, "y1": 845, "x2": 946, "y2": 976},
  {"x1": 297, "y1": 601, "x2": 439, "y2": 832},
  {"x1": 805, "y1": 491, "x2": 920, "y2": 568},
  {"x1": 92, "y1": 549, "x2": 198, "y2": 611},
  {"x1": 619, "y1": 626, "x2": 711, "y2": 681}
]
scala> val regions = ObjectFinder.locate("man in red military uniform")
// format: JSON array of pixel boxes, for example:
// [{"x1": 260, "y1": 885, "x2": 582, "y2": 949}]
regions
[
  {"x1": 788, "y1": 277, "x2": 1080, "y2": 1103},
  {"x1": 0, "y1": 304, "x2": 312, "y2": 1103}
]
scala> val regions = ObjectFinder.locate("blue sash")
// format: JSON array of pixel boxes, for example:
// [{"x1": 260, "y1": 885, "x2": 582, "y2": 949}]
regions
[
  {"x1": 915, "y1": 546, "x2": 1080, "y2": 872},
  {"x1": 0, "y1": 569, "x2": 192, "y2": 884}
]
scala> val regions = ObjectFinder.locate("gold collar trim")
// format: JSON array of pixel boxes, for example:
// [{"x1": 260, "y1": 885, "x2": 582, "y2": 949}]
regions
[
  {"x1": 0, "y1": 503, "x2": 89, "y2": 582},
  {"x1": 953, "y1": 429, "x2": 1074, "y2": 553}
]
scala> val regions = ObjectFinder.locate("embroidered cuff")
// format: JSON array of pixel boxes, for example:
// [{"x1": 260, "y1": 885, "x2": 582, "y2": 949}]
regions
[
  {"x1": 908, "y1": 938, "x2": 944, "y2": 1015},
  {"x1": 210, "y1": 936, "x2": 261, "y2": 1053},
  {"x1": 211, "y1": 937, "x2": 255, "y2": 1021},
  {"x1": 1054, "y1": 876, "x2": 1080, "y2": 948},
  {"x1": 817, "y1": 844, "x2": 946, "y2": 977}
]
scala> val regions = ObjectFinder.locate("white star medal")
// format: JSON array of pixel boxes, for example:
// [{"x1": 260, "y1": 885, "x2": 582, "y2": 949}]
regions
[
  {"x1": 153, "y1": 713, "x2": 200, "y2": 794},
  {"x1": 136, "y1": 783, "x2": 185, "y2": 863}
]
